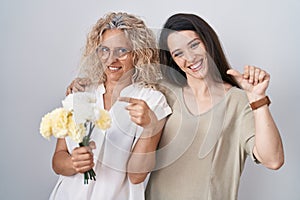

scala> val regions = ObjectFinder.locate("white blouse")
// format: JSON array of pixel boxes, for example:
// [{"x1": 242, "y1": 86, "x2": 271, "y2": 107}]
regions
[{"x1": 49, "y1": 83, "x2": 172, "y2": 200}]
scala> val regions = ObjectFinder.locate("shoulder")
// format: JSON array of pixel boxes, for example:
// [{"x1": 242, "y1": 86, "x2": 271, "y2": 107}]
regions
[
  {"x1": 226, "y1": 87, "x2": 250, "y2": 110},
  {"x1": 121, "y1": 83, "x2": 170, "y2": 109},
  {"x1": 123, "y1": 83, "x2": 172, "y2": 119},
  {"x1": 122, "y1": 83, "x2": 166, "y2": 99},
  {"x1": 157, "y1": 80, "x2": 182, "y2": 107},
  {"x1": 228, "y1": 87, "x2": 248, "y2": 101}
]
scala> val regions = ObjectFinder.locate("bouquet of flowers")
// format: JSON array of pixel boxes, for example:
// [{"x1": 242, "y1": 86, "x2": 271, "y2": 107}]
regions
[{"x1": 39, "y1": 92, "x2": 111, "y2": 184}]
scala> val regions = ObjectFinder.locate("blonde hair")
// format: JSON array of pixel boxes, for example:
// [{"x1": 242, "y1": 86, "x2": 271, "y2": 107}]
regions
[{"x1": 78, "y1": 12, "x2": 161, "y2": 85}]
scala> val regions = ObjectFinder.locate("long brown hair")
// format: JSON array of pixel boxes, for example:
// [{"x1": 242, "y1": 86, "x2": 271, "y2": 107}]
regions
[{"x1": 159, "y1": 13, "x2": 240, "y2": 88}]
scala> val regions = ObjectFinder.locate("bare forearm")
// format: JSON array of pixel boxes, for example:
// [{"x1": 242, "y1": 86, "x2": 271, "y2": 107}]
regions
[
  {"x1": 253, "y1": 105, "x2": 284, "y2": 169},
  {"x1": 127, "y1": 134, "x2": 159, "y2": 184},
  {"x1": 127, "y1": 125, "x2": 164, "y2": 184},
  {"x1": 52, "y1": 151, "x2": 77, "y2": 176},
  {"x1": 127, "y1": 151, "x2": 156, "y2": 184}
]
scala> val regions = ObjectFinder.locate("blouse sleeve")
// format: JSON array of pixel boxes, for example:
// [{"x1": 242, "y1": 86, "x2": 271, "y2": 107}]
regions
[
  {"x1": 134, "y1": 86, "x2": 172, "y2": 120},
  {"x1": 127, "y1": 85, "x2": 172, "y2": 148},
  {"x1": 146, "y1": 90, "x2": 172, "y2": 120}
]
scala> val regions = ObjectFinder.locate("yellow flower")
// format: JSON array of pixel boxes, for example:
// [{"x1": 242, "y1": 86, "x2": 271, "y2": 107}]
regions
[
  {"x1": 51, "y1": 108, "x2": 71, "y2": 138},
  {"x1": 40, "y1": 99, "x2": 110, "y2": 184},
  {"x1": 40, "y1": 108, "x2": 77, "y2": 140},
  {"x1": 40, "y1": 112, "x2": 53, "y2": 140},
  {"x1": 67, "y1": 114, "x2": 86, "y2": 143},
  {"x1": 95, "y1": 109, "x2": 111, "y2": 130}
]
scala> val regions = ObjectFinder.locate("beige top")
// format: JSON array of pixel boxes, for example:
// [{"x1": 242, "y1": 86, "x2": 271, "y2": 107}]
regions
[{"x1": 145, "y1": 86, "x2": 256, "y2": 200}]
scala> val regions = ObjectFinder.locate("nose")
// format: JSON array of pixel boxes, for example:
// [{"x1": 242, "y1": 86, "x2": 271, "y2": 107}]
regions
[
  {"x1": 105, "y1": 51, "x2": 118, "y2": 65},
  {"x1": 184, "y1": 50, "x2": 196, "y2": 64}
]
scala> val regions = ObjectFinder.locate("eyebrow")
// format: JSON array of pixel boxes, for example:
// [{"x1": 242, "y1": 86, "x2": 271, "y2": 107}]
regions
[
  {"x1": 99, "y1": 45, "x2": 132, "y2": 50},
  {"x1": 187, "y1": 38, "x2": 201, "y2": 46},
  {"x1": 100, "y1": 44, "x2": 130, "y2": 48},
  {"x1": 170, "y1": 38, "x2": 200, "y2": 55}
]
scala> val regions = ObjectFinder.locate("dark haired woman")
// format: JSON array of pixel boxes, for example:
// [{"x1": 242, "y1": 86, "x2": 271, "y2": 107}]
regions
[{"x1": 145, "y1": 13, "x2": 284, "y2": 200}]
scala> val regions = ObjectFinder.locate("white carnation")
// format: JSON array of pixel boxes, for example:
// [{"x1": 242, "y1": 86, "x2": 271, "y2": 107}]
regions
[
  {"x1": 62, "y1": 93, "x2": 74, "y2": 111},
  {"x1": 62, "y1": 92, "x2": 97, "y2": 124}
]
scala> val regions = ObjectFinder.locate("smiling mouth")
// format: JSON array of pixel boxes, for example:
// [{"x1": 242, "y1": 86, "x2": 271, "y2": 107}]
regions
[
  {"x1": 188, "y1": 59, "x2": 204, "y2": 71},
  {"x1": 108, "y1": 66, "x2": 122, "y2": 71}
]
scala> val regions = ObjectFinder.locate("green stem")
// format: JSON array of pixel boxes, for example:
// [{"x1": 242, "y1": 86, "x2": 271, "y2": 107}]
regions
[{"x1": 79, "y1": 122, "x2": 97, "y2": 184}]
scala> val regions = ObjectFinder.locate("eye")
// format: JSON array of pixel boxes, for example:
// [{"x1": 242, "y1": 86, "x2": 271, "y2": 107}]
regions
[
  {"x1": 97, "y1": 46, "x2": 110, "y2": 55},
  {"x1": 190, "y1": 41, "x2": 200, "y2": 49},
  {"x1": 173, "y1": 51, "x2": 184, "y2": 58},
  {"x1": 116, "y1": 47, "x2": 130, "y2": 56},
  {"x1": 118, "y1": 47, "x2": 129, "y2": 53},
  {"x1": 100, "y1": 46, "x2": 110, "y2": 53}
]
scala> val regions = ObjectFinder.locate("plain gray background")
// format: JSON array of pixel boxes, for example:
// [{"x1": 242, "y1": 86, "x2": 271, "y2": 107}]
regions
[{"x1": 1, "y1": 0, "x2": 299, "y2": 199}]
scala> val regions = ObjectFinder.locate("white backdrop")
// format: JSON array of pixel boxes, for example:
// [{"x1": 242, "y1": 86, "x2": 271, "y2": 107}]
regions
[{"x1": 1, "y1": 0, "x2": 299, "y2": 199}]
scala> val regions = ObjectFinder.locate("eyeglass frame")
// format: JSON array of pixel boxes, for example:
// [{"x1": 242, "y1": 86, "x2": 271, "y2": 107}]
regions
[{"x1": 96, "y1": 45, "x2": 132, "y2": 61}]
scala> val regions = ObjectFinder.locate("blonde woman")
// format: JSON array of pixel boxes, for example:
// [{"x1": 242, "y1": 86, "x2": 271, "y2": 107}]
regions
[{"x1": 50, "y1": 12, "x2": 171, "y2": 200}]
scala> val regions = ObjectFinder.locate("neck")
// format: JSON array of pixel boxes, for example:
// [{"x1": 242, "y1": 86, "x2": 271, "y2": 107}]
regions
[
  {"x1": 186, "y1": 76, "x2": 227, "y2": 102},
  {"x1": 186, "y1": 77, "x2": 210, "y2": 97},
  {"x1": 104, "y1": 76, "x2": 132, "y2": 95},
  {"x1": 103, "y1": 77, "x2": 132, "y2": 110}
]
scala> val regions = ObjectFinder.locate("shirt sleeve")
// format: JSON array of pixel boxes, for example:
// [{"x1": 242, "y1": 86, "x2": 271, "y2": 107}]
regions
[
  {"x1": 128, "y1": 86, "x2": 172, "y2": 148},
  {"x1": 239, "y1": 98, "x2": 258, "y2": 163},
  {"x1": 148, "y1": 91, "x2": 172, "y2": 120},
  {"x1": 138, "y1": 87, "x2": 172, "y2": 120}
]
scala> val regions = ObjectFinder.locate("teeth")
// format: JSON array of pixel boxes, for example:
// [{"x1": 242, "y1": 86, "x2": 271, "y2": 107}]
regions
[
  {"x1": 190, "y1": 64, "x2": 199, "y2": 69},
  {"x1": 189, "y1": 59, "x2": 203, "y2": 70},
  {"x1": 108, "y1": 66, "x2": 121, "y2": 71}
]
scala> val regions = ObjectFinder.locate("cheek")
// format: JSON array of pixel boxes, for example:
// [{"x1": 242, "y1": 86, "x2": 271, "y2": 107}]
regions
[
  {"x1": 123, "y1": 59, "x2": 134, "y2": 70},
  {"x1": 173, "y1": 57, "x2": 185, "y2": 70}
]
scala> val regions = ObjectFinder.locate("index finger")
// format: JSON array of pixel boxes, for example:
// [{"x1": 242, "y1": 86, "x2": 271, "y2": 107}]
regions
[
  {"x1": 73, "y1": 146, "x2": 92, "y2": 154},
  {"x1": 118, "y1": 97, "x2": 141, "y2": 103}
]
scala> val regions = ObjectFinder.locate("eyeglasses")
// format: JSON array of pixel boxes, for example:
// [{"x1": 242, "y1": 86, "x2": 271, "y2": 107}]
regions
[{"x1": 96, "y1": 45, "x2": 131, "y2": 61}]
